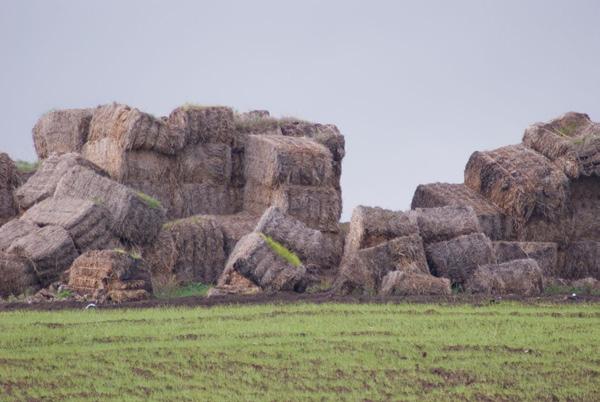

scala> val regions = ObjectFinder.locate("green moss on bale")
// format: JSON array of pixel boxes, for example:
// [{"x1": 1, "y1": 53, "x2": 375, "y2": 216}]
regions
[
  {"x1": 259, "y1": 233, "x2": 302, "y2": 267},
  {"x1": 136, "y1": 192, "x2": 162, "y2": 210}
]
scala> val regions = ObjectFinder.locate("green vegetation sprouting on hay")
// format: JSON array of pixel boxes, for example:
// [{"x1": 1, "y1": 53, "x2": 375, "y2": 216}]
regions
[
  {"x1": 0, "y1": 302, "x2": 598, "y2": 401},
  {"x1": 55, "y1": 289, "x2": 74, "y2": 300},
  {"x1": 136, "y1": 191, "x2": 162, "y2": 210},
  {"x1": 113, "y1": 248, "x2": 142, "y2": 260},
  {"x1": 154, "y1": 282, "x2": 211, "y2": 299},
  {"x1": 14, "y1": 160, "x2": 39, "y2": 174},
  {"x1": 259, "y1": 233, "x2": 302, "y2": 267}
]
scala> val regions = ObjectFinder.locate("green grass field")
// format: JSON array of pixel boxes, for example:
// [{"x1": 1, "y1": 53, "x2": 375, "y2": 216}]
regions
[{"x1": 0, "y1": 302, "x2": 599, "y2": 401}]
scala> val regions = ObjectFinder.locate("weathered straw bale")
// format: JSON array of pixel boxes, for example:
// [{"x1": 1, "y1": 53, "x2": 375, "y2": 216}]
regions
[
  {"x1": 464, "y1": 144, "x2": 570, "y2": 225},
  {"x1": 7, "y1": 225, "x2": 78, "y2": 286},
  {"x1": 466, "y1": 258, "x2": 543, "y2": 296},
  {"x1": 168, "y1": 105, "x2": 234, "y2": 145},
  {"x1": 0, "y1": 252, "x2": 39, "y2": 298},
  {"x1": 411, "y1": 182, "x2": 514, "y2": 240},
  {"x1": 219, "y1": 232, "x2": 307, "y2": 292},
  {"x1": 54, "y1": 165, "x2": 165, "y2": 245},
  {"x1": 14, "y1": 153, "x2": 104, "y2": 210},
  {"x1": 244, "y1": 135, "x2": 334, "y2": 187},
  {"x1": 379, "y1": 269, "x2": 451, "y2": 296},
  {"x1": 493, "y1": 241, "x2": 558, "y2": 277},
  {"x1": 255, "y1": 207, "x2": 340, "y2": 270},
  {"x1": 0, "y1": 153, "x2": 19, "y2": 225},
  {"x1": 425, "y1": 233, "x2": 495, "y2": 285},
  {"x1": 522, "y1": 112, "x2": 600, "y2": 178},
  {"x1": 0, "y1": 188, "x2": 17, "y2": 227},
  {"x1": 177, "y1": 143, "x2": 232, "y2": 184},
  {"x1": 68, "y1": 250, "x2": 152, "y2": 302},
  {"x1": 414, "y1": 205, "x2": 481, "y2": 244},
  {"x1": 21, "y1": 197, "x2": 118, "y2": 252},
  {"x1": 87, "y1": 103, "x2": 185, "y2": 155},
  {"x1": 571, "y1": 277, "x2": 600, "y2": 290},
  {"x1": 279, "y1": 121, "x2": 345, "y2": 162},
  {"x1": 203, "y1": 212, "x2": 260, "y2": 255},
  {"x1": 343, "y1": 206, "x2": 418, "y2": 262},
  {"x1": 0, "y1": 219, "x2": 37, "y2": 251},
  {"x1": 569, "y1": 176, "x2": 600, "y2": 241},
  {"x1": 562, "y1": 241, "x2": 600, "y2": 279},
  {"x1": 178, "y1": 183, "x2": 242, "y2": 217},
  {"x1": 208, "y1": 270, "x2": 262, "y2": 297},
  {"x1": 33, "y1": 108, "x2": 94, "y2": 158},
  {"x1": 335, "y1": 234, "x2": 429, "y2": 295}
]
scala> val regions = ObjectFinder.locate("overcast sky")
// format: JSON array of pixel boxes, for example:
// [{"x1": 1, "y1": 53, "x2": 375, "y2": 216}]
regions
[{"x1": 1, "y1": 0, "x2": 599, "y2": 219}]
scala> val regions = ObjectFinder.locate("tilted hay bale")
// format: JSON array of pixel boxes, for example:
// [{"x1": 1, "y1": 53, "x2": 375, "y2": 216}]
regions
[
  {"x1": 244, "y1": 134, "x2": 334, "y2": 187},
  {"x1": 335, "y1": 234, "x2": 429, "y2": 295},
  {"x1": 14, "y1": 153, "x2": 105, "y2": 210},
  {"x1": 255, "y1": 207, "x2": 340, "y2": 271},
  {"x1": 522, "y1": 112, "x2": 600, "y2": 179},
  {"x1": 21, "y1": 197, "x2": 119, "y2": 253},
  {"x1": 411, "y1": 182, "x2": 514, "y2": 240},
  {"x1": 466, "y1": 258, "x2": 543, "y2": 296},
  {"x1": 464, "y1": 144, "x2": 570, "y2": 226},
  {"x1": 178, "y1": 183, "x2": 242, "y2": 217},
  {"x1": 32, "y1": 108, "x2": 94, "y2": 159},
  {"x1": 414, "y1": 205, "x2": 481, "y2": 244},
  {"x1": 379, "y1": 268, "x2": 451, "y2": 296},
  {"x1": 425, "y1": 233, "x2": 495, "y2": 285},
  {"x1": 87, "y1": 103, "x2": 185, "y2": 155},
  {"x1": 155, "y1": 216, "x2": 226, "y2": 284},
  {"x1": 0, "y1": 219, "x2": 38, "y2": 251},
  {"x1": 177, "y1": 143, "x2": 232, "y2": 184},
  {"x1": 7, "y1": 225, "x2": 78, "y2": 286},
  {"x1": 242, "y1": 178, "x2": 275, "y2": 215},
  {"x1": 54, "y1": 165, "x2": 165, "y2": 245},
  {"x1": 0, "y1": 252, "x2": 39, "y2": 298},
  {"x1": 562, "y1": 241, "x2": 600, "y2": 279},
  {"x1": 168, "y1": 105, "x2": 235, "y2": 145},
  {"x1": 493, "y1": 241, "x2": 558, "y2": 277},
  {"x1": 342, "y1": 206, "x2": 418, "y2": 263},
  {"x1": 218, "y1": 232, "x2": 307, "y2": 292},
  {"x1": 68, "y1": 250, "x2": 152, "y2": 302}
]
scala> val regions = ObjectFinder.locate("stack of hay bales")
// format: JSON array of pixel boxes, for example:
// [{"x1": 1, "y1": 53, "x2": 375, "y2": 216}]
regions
[{"x1": 0, "y1": 153, "x2": 20, "y2": 225}]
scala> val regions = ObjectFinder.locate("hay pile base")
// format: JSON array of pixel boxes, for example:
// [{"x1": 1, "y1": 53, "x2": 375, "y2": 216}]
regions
[
  {"x1": 493, "y1": 241, "x2": 558, "y2": 277},
  {"x1": 466, "y1": 258, "x2": 543, "y2": 296},
  {"x1": 33, "y1": 108, "x2": 94, "y2": 158},
  {"x1": 379, "y1": 269, "x2": 451, "y2": 296},
  {"x1": 562, "y1": 241, "x2": 600, "y2": 279}
]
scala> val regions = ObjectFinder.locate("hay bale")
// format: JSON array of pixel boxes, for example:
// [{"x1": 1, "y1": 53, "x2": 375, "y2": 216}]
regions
[
  {"x1": 379, "y1": 269, "x2": 451, "y2": 296},
  {"x1": 414, "y1": 205, "x2": 481, "y2": 244},
  {"x1": 21, "y1": 197, "x2": 118, "y2": 252},
  {"x1": 0, "y1": 152, "x2": 20, "y2": 190},
  {"x1": 177, "y1": 143, "x2": 232, "y2": 184},
  {"x1": 255, "y1": 206, "x2": 340, "y2": 270},
  {"x1": 141, "y1": 229, "x2": 177, "y2": 280},
  {"x1": 219, "y1": 232, "x2": 307, "y2": 292},
  {"x1": 279, "y1": 121, "x2": 345, "y2": 163},
  {"x1": 7, "y1": 225, "x2": 78, "y2": 286},
  {"x1": 493, "y1": 241, "x2": 558, "y2": 277},
  {"x1": 203, "y1": 212, "x2": 260, "y2": 255},
  {"x1": 425, "y1": 233, "x2": 495, "y2": 285},
  {"x1": 87, "y1": 103, "x2": 185, "y2": 155},
  {"x1": 54, "y1": 165, "x2": 165, "y2": 245},
  {"x1": 0, "y1": 188, "x2": 17, "y2": 227},
  {"x1": 168, "y1": 105, "x2": 234, "y2": 145},
  {"x1": 562, "y1": 241, "x2": 600, "y2": 279},
  {"x1": 343, "y1": 206, "x2": 418, "y2": 262},
  {"x1": 411, "y1": 182, "x2": 514, "y2": 240},
  {"x1": 14, "y1": 153, "x2": 105, "y2": 210},
  {"x1": 570, "y1": 277, "x2": 600, "y2": 290},
  {"x1": 178, "y1": 183, "x2": 242, "y2": 217},
  {"x1": 208, "y1": 270, "x2": 262, "y2": 297},
  {"x1": 0, "y1": 219, "x2": 38, "y2": 251},
  {"x1": 464, "y1": 144, "x2": 570, "y2": 226},
  {"x1": 244, "y1": 135, "x2": 334, "y2": 187},
  {"x1": 568, "y1": 176, "x2": 600, "y2": 241},
  {"x1": 0, "y1": 252, "x2": 39, "y2": 298},
  {"x1": 335, "y1": 234, "x2": 429, "y2": 295},
  {"x1": 68, "y1": 250, "x2": 152, "y2": 302},
  {"x1": 32, "y1": 108, "x2": 94, "y2": 158},
  {"x1": 522, "y1": 112, "x2": 600, "y2": 178},
  {"x1": 466, "y1": 258, "x2": 543, "y2": 296}
]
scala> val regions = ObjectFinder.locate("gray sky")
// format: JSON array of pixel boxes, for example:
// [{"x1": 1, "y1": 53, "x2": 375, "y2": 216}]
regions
[{"x1": 1, "y1": 0, "x2": 599, "y2": 220}]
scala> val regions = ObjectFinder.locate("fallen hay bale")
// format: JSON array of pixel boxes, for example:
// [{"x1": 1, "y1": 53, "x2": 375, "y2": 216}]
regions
[
  {"x1": 255, "y1": 207, "x2": 341, "y2": 271},
  {"x1": 466, "y1": 258, "x2": 543, "y2": 296},
  {"x1": 562, "y1": 241, "x2": 600, "y2": 279},
  {"x1": 0, "y1": 252, "x2": 39, "y2": 298},
  {"x1": 54, "y1": 165, "x2": 165, "y2": 245},
  {"x1": 144, "y1": 216, "x2": 226, "y2": 284},
  {"x1": 425, "y1": 233, "x2": 495, "y2": 285},
  {"x1": 522, "y1": 112, "x2": 600, "y2": 178},
  {"x1": 218, "y1": 232, "x2": 307, "y2": 292},
  {"x1": 464, "y1": 144, "x2": 570, "y2": 226},
  {"x1": 0, "y1": 219, "x2": 38, "y2": 251},
  {"x1": 335, "y1": 234, "x2": 429, "y2": 295},
  {"x1": 411, "y1": 182, "x2": 514, "y2": 240},
  {"x1": 68, "y1": 249, "x2": 152, "y2": 302},
  {"x1": 7, "y1": 225, "x2": 78, "y2": 286},
  {"x1": 33, "y1": 108, "x2": 94, "y2": 158},
  {"x1": 21, "y1": 197, "x2": 118, "y2": 252},
  {"x1": 414, "y1": 205, "x2": 481, "y2": 244},
  {"x1": 208, "y1": 271, "x2": 261, "y2": 297},
  {"x1": 168, "y1": 105, "x2": 235, "y2": 145},
  {"x1": 14, "y1": 153, "x2": 105, "y2": 210},
  {"x1": 379, "y1": 269, "x2": 451, "y2": 296},
  {"x1": 493, "y1": 241, "x2": 558, "y2": 277}
]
